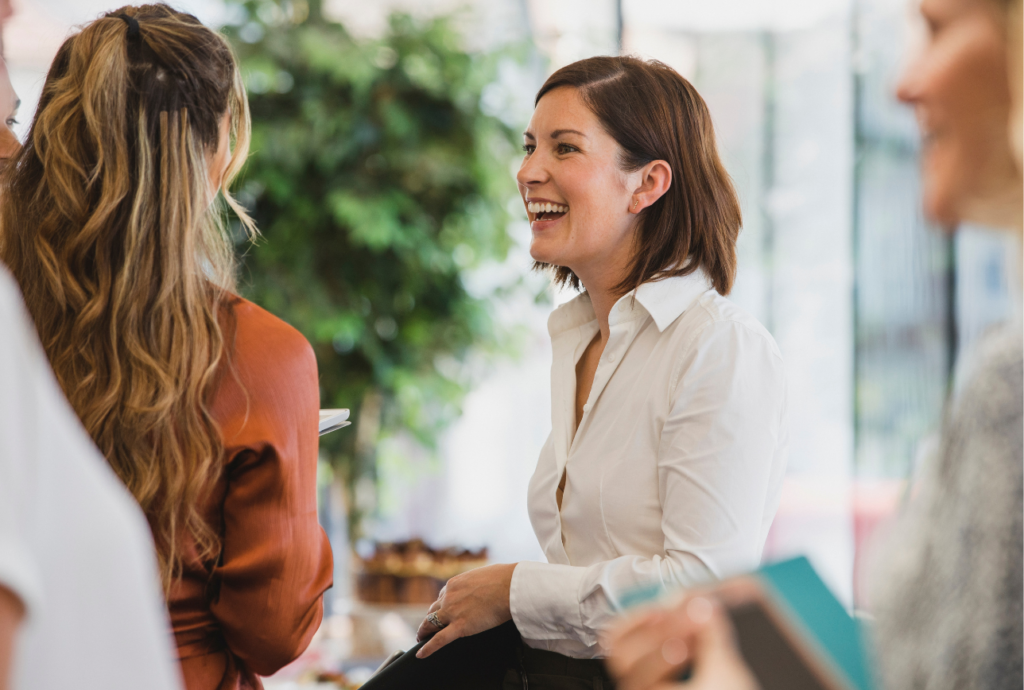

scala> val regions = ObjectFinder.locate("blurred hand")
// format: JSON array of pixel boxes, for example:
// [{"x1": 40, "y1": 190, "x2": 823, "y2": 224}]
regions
[
  {"x1": 604, "y1": 595, "x2": 759, "y2": 690},
  {"x1": 0, "y1": 584, "x2": 25, "y2": 690},
  {"x1": 414, "y1": 562, "x2": 517, "y2": 658}
]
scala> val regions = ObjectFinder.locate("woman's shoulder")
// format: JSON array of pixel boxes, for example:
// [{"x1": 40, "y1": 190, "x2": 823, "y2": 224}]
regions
[
  {"x1": 680, "y1": 290, "x2": 782, "y2": 361},
  {"x1": 952, "y1": 322, "x2": 1023, "y2": 421},
  {"x1": 229, "y1": 296, "x2": 313, "y2": 350},
  {"x1": 223, "y1": 296, "x2": 317, "y2": 383}
]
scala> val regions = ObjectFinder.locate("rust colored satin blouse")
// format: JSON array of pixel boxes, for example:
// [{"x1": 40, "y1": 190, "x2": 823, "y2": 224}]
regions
[{"x1": 169, "y1": 297, "x2": 334, "y2": 690}]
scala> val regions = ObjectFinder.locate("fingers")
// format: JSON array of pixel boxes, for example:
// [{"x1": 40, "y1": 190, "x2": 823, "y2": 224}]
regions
[
  {"x1": 415, "y1": 620, "x2": 435, "y2": 642},
  {"x1": 693, "y1": 604, "x2": 734, "y2": 662},
  {"x1": 415, "y1": 610, "x2": 448, "y2": 642},
  {"x1": 604, "y1": 609, "x2": 672, "y2": 674},
  {"x1": 683, "y1": 600, "x2": 759, "y2": 690},
  {"x1": 606, "y1": 610, "x2": 700, "y2": 690},
  {"x1": 416, "y1": 623, "x2": 461, "y2": 659},
  {"x1": 603, "y1": 607, "x2": 663, "y2": 654},
  {"x1": 616, "y1": 639, "x2": 691, "y2": 690},
  {"x1": 605, "y1": 596, "x2": 726, "y2": 690},
  {"x1": 688, "y1": 603, "x2": 755, "y2": 685},
  {"x1": 415, "y1": 597, "x2": 448, "y2": 642}
]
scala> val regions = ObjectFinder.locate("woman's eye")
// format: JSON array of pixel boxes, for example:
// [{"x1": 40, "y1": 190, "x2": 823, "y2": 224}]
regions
[
  {"x1": 557, "y1": 143, "x2": 578, "y2": 154},
  {"x1": 522, "y1": 144, "x2": 535, "y2": 154},
  {"x1": 5, "y1": 118, "x2": 17, "y2": 128}
]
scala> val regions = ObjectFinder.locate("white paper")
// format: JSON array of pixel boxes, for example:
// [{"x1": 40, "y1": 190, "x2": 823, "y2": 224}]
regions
[{"x1": 318, "y1": 409, "x2": 351, "y2": 436}]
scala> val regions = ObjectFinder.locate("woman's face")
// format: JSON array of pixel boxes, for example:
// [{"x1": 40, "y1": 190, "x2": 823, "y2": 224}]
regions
[
  {"x1": 0, "y1": 59, "x2": 20, "y2": 160},
  {"x1": 517, "y1": 87, "x2": 640, "y2": 286},
  {"x1": 897, "y1": 0, "x2": 1021, "y2": 229}
]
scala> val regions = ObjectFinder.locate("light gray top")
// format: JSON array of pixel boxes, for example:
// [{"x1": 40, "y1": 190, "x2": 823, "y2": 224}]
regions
[
  {"x1": 0, "y1": 266, "x2": 182, "y2": 690},
  {"x1": 871, "y1": 322, "x2": 1023, "y2": 690}
]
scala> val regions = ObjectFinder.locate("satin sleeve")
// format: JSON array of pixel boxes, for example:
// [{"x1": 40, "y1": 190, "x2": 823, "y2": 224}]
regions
[
  {"x1": 511, "y1": 319, "x2": 787, "y2": 648},
  {"x1": 208, "y1": 301, "x2": 334, "y2": 676}
]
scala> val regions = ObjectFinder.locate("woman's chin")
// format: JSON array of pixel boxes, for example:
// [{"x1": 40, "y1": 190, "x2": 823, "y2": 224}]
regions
[
  {"x1": 923, "y1": 201, "x2": 960, "y2": 231},
  {"x1": 920, "y1": 171, "x2": 961, "y2": 230},
  {"x1": 529, "y1": 241, "x2": 561, "y2": 266}
]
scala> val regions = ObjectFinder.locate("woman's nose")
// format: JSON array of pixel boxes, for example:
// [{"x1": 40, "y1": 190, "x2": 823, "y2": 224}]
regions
[
  {"x1": 896, "y1": 54, "x2": 924, "y2": 105},
  {"x1": 516, "y1": 151, "x2": 547, "y2": 189}
]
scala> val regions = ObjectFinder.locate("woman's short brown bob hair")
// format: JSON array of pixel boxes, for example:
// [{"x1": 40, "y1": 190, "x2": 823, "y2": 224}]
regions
[{"x1": 535, "y1": 56, "x2": 742, "y2": 295}]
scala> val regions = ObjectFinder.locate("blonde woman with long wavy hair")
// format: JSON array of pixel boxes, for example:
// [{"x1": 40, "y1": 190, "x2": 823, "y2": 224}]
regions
[{"x1": 0, "y1": 5, "x2": 333, "y2": 689}]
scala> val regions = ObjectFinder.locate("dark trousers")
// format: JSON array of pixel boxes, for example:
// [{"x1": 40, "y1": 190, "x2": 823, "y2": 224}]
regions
[{"x1": 360, "y1": 621, "x2": 615, "y2": 690}]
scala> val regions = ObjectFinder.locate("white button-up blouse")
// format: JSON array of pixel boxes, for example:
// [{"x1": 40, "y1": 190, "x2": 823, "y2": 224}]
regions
[{"x1": 509, "y1": 270, "x2": 789, "y2": 659}]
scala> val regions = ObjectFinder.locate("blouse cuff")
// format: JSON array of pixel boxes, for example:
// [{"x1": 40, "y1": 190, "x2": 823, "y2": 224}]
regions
[{"x1": 510, "y1": 560, "x2": 586, "y2": 641}]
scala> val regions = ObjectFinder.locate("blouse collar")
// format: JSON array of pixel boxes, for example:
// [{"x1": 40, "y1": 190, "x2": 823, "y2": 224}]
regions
[{"x1": 547, "y1": 268, "x2": 713, "y2": 337}]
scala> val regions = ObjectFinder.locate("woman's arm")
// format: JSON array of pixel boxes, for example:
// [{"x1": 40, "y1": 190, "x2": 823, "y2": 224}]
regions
[
  {"x1": 0, "y1": 585, "x2": 23, "y2": 690},
  {"x1": 208, "y1": 307, "x2": 334, "y2": 675},
  {"x1": 512, "y1": 320, "x2": 788, "y2": 648}
]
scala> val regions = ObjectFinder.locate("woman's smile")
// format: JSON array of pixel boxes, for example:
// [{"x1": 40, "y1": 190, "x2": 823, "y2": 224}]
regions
[{"x1": 526, "y1": 198, "x2": 569, "y2": 231}]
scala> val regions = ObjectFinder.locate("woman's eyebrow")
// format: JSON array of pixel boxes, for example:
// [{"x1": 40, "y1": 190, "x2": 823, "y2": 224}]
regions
[
  {"x1": 550, "y1": 129, "x2": 587, "y2": 139},
  {"x1": 523, "y1": 131, "x2": 536, "y2": 141}
]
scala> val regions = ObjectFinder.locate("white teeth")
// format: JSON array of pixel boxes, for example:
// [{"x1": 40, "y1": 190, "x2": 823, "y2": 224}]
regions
[{"x1": 526, "y1": 202, "x2": 568, "y2": 215}]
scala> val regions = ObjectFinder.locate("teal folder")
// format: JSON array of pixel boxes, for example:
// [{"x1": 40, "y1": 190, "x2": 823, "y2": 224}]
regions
[{"x1": 757, "y1": 557, "x2": 874, "y2": 690}]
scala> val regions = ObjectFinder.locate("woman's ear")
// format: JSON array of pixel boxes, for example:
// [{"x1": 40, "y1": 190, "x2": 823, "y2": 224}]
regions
[{"x1": 630, "y1": 160, "x2": 672, "y2": 213}]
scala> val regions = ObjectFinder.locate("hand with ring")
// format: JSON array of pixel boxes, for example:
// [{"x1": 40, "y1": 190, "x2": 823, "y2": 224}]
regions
[
  {"x1": 414, "y1": 563, "x2": 518, "y2": 659},
  {"x1": 416, "y1": 586, "x2": 449, "y2": 644}
]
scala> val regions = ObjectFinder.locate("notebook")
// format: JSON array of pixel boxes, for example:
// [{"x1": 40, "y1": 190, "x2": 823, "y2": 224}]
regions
[{"x1": 318, "y1": 409, "x2": 351, "y2": 436}]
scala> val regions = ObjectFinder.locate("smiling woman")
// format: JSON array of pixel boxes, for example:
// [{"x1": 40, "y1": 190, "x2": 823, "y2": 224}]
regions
[
  {"x1": 604, "y1": 0, "x2": 1023, "y2": 687},
  {"x1": 522, "y1": 58, "x2": 741, "y2": 298},
  {"x1": 362, "y1": 56, "x2": 788, "y2": 690}
]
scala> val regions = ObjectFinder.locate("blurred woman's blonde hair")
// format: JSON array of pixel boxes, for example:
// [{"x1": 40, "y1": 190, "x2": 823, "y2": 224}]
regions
[{"x1": 0, "y1": 3, "x2": 256, "y2": 590}]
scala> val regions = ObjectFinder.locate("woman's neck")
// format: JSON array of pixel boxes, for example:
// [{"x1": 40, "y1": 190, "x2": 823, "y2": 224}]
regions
[{"x1": 577, "y1": 259, "x2": 632, "y2": 344}]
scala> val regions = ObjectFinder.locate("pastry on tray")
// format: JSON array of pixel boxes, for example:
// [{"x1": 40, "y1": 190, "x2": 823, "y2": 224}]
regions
[{"x1": 356, "y1": 539, "x2": 488, "y2": 604}]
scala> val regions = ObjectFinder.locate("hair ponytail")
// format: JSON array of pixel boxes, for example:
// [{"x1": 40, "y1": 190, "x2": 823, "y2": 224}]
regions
[{"x1": 0, "y1": 4, "x2": 256, "y2": 592}]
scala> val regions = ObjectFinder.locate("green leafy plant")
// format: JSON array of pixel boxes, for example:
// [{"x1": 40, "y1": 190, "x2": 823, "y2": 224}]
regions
[{"x1": 223, "y1": 0, "x2": 522, "y2": 539}]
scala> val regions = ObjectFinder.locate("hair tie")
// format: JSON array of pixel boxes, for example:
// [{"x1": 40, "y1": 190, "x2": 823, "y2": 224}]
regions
[{"x1": 115, "y1": 12, "x2": 140, "y2": 40}]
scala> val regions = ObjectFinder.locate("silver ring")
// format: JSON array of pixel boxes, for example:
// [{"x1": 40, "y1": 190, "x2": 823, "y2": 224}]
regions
[{"x1": 426, "y1": 612, "x2": 447, "y2": 629}]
